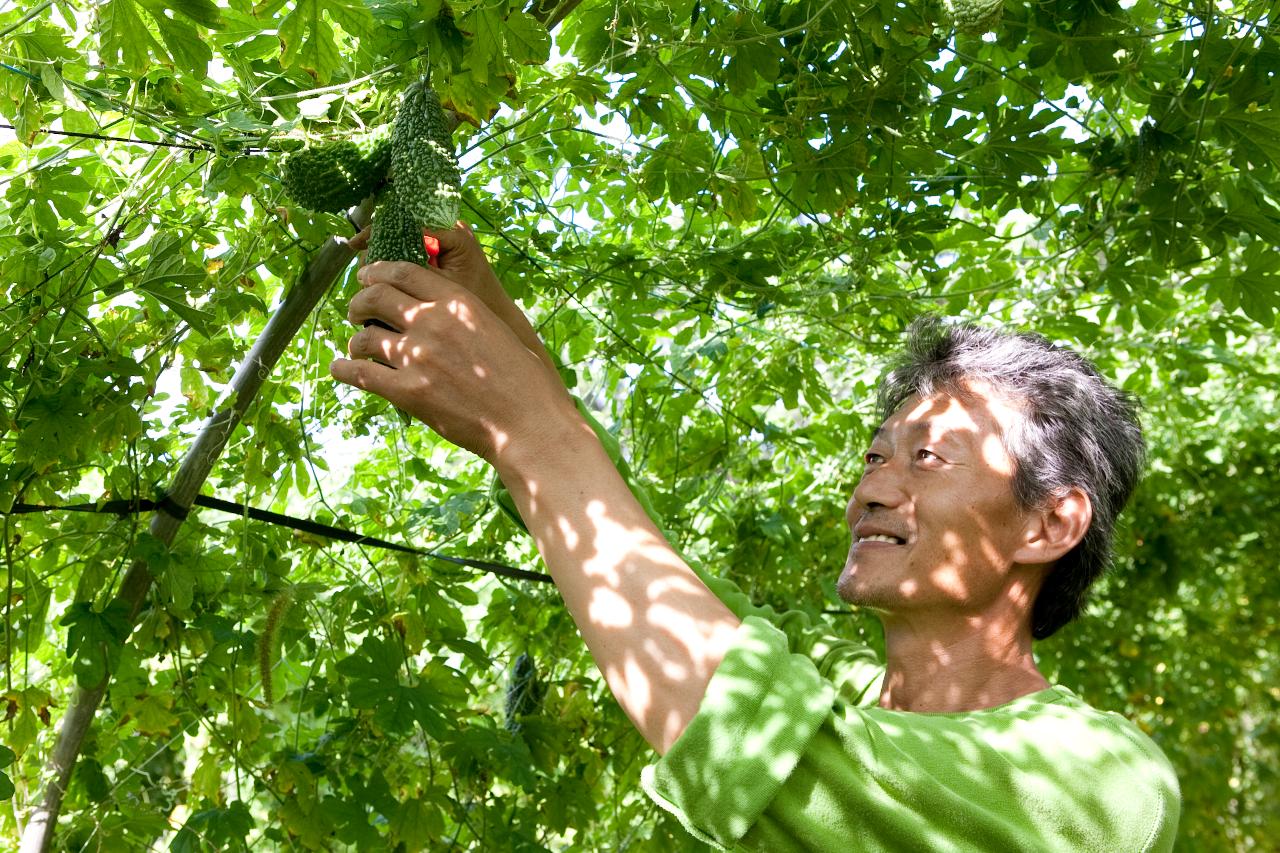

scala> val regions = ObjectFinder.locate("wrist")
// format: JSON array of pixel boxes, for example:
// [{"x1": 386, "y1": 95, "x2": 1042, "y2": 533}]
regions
[{"x1": 488, "y1": 391, "x2": 597, "y2": 484}]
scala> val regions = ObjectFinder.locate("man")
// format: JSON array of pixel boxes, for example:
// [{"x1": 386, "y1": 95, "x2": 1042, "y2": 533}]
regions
[{"x1": 331, "y1": 225, "x2": 1180, "y2": 851}]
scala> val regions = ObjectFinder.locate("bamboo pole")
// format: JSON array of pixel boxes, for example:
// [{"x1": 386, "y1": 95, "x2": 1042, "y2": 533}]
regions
[{"x1": 19, "y1": 201, "x2": 374, "y2": 853}]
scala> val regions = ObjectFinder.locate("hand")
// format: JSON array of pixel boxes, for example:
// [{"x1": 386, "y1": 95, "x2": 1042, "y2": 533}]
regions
[
  {"x1": 426, "y1": 222, "x2": 560, "y2": 377},
  {"x1": 329, "y1": 261, "x2": 577, "y2": 465}
]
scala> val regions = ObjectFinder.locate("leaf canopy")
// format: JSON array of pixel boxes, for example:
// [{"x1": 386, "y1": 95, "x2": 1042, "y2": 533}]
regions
[{"x1": 1, "y1": 0, "x2": 1278, "y2": 848}]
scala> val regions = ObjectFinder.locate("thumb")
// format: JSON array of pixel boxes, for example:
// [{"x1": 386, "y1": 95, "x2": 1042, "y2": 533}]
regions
[{"x1": 426, "y1": 222, "x2": 483, "y2": 266}]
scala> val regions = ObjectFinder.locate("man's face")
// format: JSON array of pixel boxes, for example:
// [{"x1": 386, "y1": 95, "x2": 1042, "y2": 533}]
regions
[{"x1": 837, "y1": 383, "x2": 1037, "y2": 617}]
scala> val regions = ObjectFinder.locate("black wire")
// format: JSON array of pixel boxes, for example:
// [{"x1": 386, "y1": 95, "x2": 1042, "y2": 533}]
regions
[
  {"x1": 6, "y1": 493, "x2": 552, "y2": 584},
  {"x1": 0, "y1": 123, "x2": 278, "y2": 153}
]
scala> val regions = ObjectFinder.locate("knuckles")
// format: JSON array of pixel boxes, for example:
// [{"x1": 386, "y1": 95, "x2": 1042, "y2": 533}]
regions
[
  {"x1": 348, "y1": 283, "x2": 400, "y2": 326},
  {"x1": 346, "y1": 328, "x2": 378, "y2": 359}
]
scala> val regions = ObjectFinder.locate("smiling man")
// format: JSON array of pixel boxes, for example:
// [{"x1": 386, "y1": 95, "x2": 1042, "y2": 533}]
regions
[{"x1": 332, "y1": 228, "x2": 1180, "y2": 851}]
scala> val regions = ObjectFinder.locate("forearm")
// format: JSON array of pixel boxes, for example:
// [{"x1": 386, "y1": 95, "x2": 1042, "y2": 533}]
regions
[
  {"x1": 493, "y1": 411, "x2": 741, "y2": 754},
  {"x1": 334, "y1": 244, "x2": 738, "y2": 753}
]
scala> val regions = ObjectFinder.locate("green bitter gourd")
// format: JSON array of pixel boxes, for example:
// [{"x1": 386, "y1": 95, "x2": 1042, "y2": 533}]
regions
[
  {"x1": 365, "y1": 181, "x2": 430, "y2": 266},
  {"x1": 948, "y1": 0, "x2": 1003, "y2": 34},
  {"x1": 504, "y1": 652, "x2": 543, "y2": 733},
  {"x1": 278, "y1": 77, "x2": 459, "y2": 267},
  {"x1": 258, "y1": 589, "x2": 295, "y2": 705},
  {"x1": 281, "y1": 128, "x2": 391, "y2": 213},
  {"x1": 367, "y1": 77, "x2": 462, "y2": 262}
]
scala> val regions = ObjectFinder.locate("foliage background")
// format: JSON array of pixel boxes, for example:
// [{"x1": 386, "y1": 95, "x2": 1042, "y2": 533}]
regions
[{"x1": 1, "y1": 0, "x2": 1278, "y2": 848}]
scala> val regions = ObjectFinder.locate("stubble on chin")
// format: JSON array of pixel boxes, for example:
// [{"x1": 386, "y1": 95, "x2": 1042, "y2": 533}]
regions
[
  {"x1": 836, "y1": 552, "x2": 897, "y2": 611},
  {"x1": 836, "y1": 555, "x2": 871, "y2": 606}
]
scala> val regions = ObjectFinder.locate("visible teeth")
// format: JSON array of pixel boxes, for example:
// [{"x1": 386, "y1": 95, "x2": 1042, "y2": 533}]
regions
[{"x1": 860, "y1": 534, "x2": 901, "y2": 544}]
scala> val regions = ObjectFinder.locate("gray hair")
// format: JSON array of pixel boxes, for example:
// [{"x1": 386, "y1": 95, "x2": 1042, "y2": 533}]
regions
[{"x1": 876, "y1": 317, "x2": 1145, "y2": 639}]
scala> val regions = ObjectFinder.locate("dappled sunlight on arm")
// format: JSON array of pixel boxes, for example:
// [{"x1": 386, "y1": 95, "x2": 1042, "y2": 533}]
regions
[
  {"x1": 586, "y1": 586, "x2": 632, "y2": 628},
  {"x1": 494, "y1": 419, "x2": 741, "y2": 754}
]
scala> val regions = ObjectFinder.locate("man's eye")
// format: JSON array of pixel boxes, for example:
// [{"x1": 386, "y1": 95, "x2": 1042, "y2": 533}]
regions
[
  {"x1": 864, "y1": 452, "x2": 883, "y2": 465},
  {"x1": 917, "y1": 449, "x2": 941, "y2": 462}
]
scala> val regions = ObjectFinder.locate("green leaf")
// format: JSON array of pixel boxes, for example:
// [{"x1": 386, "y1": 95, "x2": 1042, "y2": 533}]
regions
[
  {"x1": 1233, "y1": 241, "x2": 1280, "y2": 326},
  {"x1": 461, "y1": 5, "x2": 504, "y2": 78},
  {"x1": 1217, "y1": 110, "x2": 1280, "y2": 169},
  {"x1": 170, "y1": 801, "x2": 253, "y2": 853},
  {"x1": 390, "y1": 797, "x2": 444, "y2": 849},
  {"x1": 169, "y1": 0, "x2": 225, "y2": 28},
  {"x1": 503, "y1": 11, "x2": 551, "y2": 65},
  {"x1": 61, "y1": 601, "x2": 133, "y2": 688},
  {"x1": 97, "y1": 0, "x2": 161, "y2": 72},
  {"x1": 143, "y1": 3, "x2": 213, "y2": 76},
  {"x1": 0, "y1": 745, "x2": 15, "y2": 801},
  {"x1": 137, "y1": 233, "x2": 216, "y2": 337},
  {"x1": 337, "y1": 636, "x2": 415, "y2": 732},
  {"x1": 277, "y1": 0, "x2": 368, "y2": 82}
]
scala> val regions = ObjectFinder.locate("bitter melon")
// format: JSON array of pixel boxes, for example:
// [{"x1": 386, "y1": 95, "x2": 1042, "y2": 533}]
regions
[
  {"x1": 281, "y1": 128, "x2": 391, "y2": 213},
  {"x1": 278, "y1": 77, "x2": 458, "y2": 266},
  {"x1": 948, "y1": 0, "x2": 1003, "y2": 34},
  {"x1": 365, "y1": 181, "x2": 430, "y2": 266},
  {"x1": 258, "y1": 589, "x2": 295, "y2": 705},
  {"x1": 390, "y1": 81, "x2": 462, "y2": 230},
  {"x1": 365, "y1": 77, "x2": 461, "y2": 264},
  {"x1": 504, "y1": 652, "x2": 542, "y2": 733},
  {"x1": 1132, "y1": 122, "x2": 1161, "y2": 195}
]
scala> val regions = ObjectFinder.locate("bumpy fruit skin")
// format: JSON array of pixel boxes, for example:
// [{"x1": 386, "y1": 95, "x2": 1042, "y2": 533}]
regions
[
  {"x1": 366, "y1": 181, "x2": 430, "y2": 266},
  {"x1": 1132, "y1": 122, "x2": 1161, "y2": 195},
  {"x1": 949, "y1": 0, "x2": 1002, "y2": 34},
  {"x1": 390, "y1": 81, "x2": 462, "y2": 230},
  {"x1": 281, "y1": 131, "x2": 391, "y2": 213},
  {"x1": 357, "y1": 126, "x2": 393, "y2": 187},
  {"x1": 504, "y1": 652, "x2": 542, "y2": 733}
]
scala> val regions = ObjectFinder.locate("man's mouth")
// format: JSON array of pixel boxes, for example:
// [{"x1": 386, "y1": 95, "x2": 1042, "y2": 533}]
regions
[{"x1": 857, "y1": 534, "x2": 906, "y2": 545}]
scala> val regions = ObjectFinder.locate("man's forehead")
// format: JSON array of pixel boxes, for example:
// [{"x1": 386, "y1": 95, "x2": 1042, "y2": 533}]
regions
[{"x1": 873, "y1": 386, "x2": 1024, "y2": 444}]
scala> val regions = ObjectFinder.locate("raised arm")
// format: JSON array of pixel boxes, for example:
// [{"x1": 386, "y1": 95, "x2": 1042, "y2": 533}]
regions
[{"x1": 330, "y1": 234, "x2": 740, "y2": 753}]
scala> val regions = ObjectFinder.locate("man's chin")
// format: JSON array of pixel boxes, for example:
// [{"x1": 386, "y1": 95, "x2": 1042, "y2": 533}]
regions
[
  {"x1": 836, "y1": 565, "x2": 867, "y2": 605},
  {"x1": 836, "y1": 564, "x2": 894, "y2": 611}
]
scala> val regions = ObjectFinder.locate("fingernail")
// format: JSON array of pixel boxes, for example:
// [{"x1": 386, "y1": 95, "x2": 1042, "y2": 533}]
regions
[{"x1": 357, "y1": 267, "x2": 368, "y2": 284}]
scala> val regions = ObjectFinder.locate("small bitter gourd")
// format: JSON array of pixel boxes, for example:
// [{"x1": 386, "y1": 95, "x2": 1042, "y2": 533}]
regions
[
  {"x1": 258, "y1": 589, "x2": 295, "y2": 705},
  {"x1": 281, "y1": 128, "x2": 392, "y2": 213},
  {"x1": 948, "y1": 0, "x2": 1003, "y2": 34},
  {"x1": 278, "y1": 77, "x2": 459, "y2": 267},
  {"x1": 1132, "y1": 122, "x2": 1161, "y2": 195},
  {"x1": 504, "y1": 652, "x2": 543, "y2": 733},
  {"x1": 365, "y1": 181, "x2": 431, "y2": 266}
]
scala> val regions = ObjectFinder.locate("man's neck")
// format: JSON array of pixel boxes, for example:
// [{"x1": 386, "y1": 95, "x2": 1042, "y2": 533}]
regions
[{"x1": 877, "y1": 613, "x2": 1050, "y2": 713}]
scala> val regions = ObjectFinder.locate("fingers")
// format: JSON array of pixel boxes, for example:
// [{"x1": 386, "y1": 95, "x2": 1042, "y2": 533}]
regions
[
  {"x1": 358, "y1": 259, "x2": 463, "y2": 303},
  {"x1": 329, "y1": 356, "x2": 397, "y2": 394},
  {"x1": 347, "y1": 226, "x2": 371, "y2": 253},
  {"x1": 347, "y1": 280, "x2": 418, "y2": 329},
  {"x1": 345, "y1": 320, "x2": 399, "y2": 361},
  {"x1": 426, "y1": 222, "x2": 481, "y2": 259}
]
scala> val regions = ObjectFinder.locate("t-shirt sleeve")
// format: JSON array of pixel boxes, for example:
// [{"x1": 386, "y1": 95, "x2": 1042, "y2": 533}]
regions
[
  {"x1": 684, "y1": 561, "x2": 884, "y2": 707},
  {"x1": 641, "y1": 615, "x2": 838, "y2": 847},
  {"x1": 642, "y1": 616, "x2": 1180, "y2": 853}
]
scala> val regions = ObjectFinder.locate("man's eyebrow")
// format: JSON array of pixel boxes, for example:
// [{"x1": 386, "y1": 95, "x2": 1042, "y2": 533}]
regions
[
  {"x1": 871, "y1": 420, "x2": 933, "y2": 442},
  {"x1": 872, "y1": 420, "x2": 972, "y2": 448}
]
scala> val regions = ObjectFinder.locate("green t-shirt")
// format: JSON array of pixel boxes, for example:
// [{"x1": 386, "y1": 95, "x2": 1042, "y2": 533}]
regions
[{"x1": 641, "y1": 603, "x2": 1181, "y2": 852}]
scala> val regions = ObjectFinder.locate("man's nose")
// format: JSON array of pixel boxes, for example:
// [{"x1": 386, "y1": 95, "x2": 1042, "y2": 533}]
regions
[{"x1": 849, "y1": 458, "x2": 906, "y2": 522}]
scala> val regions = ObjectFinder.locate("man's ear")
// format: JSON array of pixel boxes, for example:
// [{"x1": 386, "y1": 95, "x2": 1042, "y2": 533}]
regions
[{"x1": 1014, "y1": 487, "x2": 1092, "y2": 566}]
